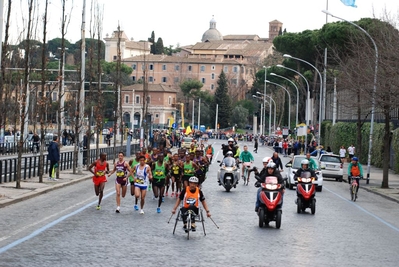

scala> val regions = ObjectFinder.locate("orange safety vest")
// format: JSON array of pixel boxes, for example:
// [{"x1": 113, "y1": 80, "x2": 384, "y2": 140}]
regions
[
  {"x1": 183, "y1": 186, "x2": 200, "y2": 208},
  {"x1": 351, "y1": 165, "x2": 361, "y2": 176}
]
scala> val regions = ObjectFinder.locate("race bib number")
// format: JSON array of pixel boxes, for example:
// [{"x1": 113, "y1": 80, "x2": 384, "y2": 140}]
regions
[
  {"x1": 184, "y1": 169, "x2": 193, "y2": 175},
  {"x1": 135, "y1": 176, "x2": 145, "y2": 184},
  {"x1": 155, "y1": 170, "x2": 164, "y2": 176},
  {"x1": 172, "y1": 166, "x2": 179, "y2": 174},
  {"x1": 116, "y1": 170, "x2": 125, "y2": 177},
  {"x1": 96, "y1": 171, "x2": 105, "y2": 176},
  {"x1": 186, "y1": 198, "x2": 197, "y2": 205}
]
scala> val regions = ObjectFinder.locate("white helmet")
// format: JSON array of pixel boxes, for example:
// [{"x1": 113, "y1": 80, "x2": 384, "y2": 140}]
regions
[
  {"x1": 226, "y1": 151, "x2": 233, "y2": 156},
  {"x1": 266, "y1": 162, "x2": 276, "y2": 169},
  {"x1": 228, "y1": 138, "x2": 234, "y2": 142},
  {"x1": 189, "y1": 176, "x2": 199, "y2": 183},
  {"x1": 262, "y1": 157, "x2": 271, "y2": 163},
  {"x1": 301, "y1": 159, "x2": 309, "y2": 166}
]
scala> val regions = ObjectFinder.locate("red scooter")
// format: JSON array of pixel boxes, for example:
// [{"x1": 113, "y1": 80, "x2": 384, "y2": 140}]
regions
[
  {"x1": 295, "y1": 172, "x2": 317, "y2": 214},
  {"x1": 256, "y1": 176, "x2": 283, "y2": 229}
]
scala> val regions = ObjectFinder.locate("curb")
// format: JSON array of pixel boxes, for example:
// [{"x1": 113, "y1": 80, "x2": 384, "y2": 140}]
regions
[{"x1": 0, "y1": 174, "x2": 93, "y2": 209}]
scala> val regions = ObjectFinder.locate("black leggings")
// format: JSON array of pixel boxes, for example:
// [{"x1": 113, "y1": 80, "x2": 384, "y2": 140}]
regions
[
  {"x1": 181, "y1": 206, "x2": 198, "y2": 224},
  {"x1": 348, "y1": 177, "x2": 360, "y2": 192}
]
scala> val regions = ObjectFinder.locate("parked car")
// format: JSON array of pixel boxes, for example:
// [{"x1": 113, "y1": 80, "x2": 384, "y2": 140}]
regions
[
  {"x1": 318, "y1": 154, "x2": 343, "y2": 182},
  {"x1": 285, "y1": 155, "x2": 323, "y2": 192},
  {"x1": 181, "y1": 137, "x2": 193, "y2": 149}
]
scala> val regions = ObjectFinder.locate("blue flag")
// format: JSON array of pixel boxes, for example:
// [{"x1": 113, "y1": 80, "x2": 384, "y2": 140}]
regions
[{"x1": 340, "y1": 0, "x2": 357, "y2": 7}]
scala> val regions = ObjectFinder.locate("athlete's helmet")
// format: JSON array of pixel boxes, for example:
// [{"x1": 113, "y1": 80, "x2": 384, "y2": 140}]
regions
[
  {"x1": 226, "y1": 151, "x2": 233, "y2": 156},
  {"x1": 301, "y1": 159, "x2": 309, "y2": 168},
  {"x1": 189, "y1": 176, "x2": 199, "y2": 183},
  {"x1": 228, "y1": 138, "x2": 234, "y2": 142},
  {"x1": 262, "y1": 157, "x2": 271, "y2": 163},
  {"x1": 352, "y1": 157, "x2": 358, "y2": 161}
]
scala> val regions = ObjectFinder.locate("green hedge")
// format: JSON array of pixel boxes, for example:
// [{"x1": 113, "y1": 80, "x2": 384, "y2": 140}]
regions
[{"x1": 321, "y1": 121, "x2": 396, "y2": 172}]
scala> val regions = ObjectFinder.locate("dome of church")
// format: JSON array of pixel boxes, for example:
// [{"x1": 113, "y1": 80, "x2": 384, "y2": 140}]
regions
[{"x1": 201, "y1": 16, "x2": 223, "y2": 42}]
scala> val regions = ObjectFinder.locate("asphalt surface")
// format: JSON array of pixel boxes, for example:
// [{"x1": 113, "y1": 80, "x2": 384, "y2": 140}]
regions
[{"x1": 0, "y1": 140, "x2": 399, "y2": 266}]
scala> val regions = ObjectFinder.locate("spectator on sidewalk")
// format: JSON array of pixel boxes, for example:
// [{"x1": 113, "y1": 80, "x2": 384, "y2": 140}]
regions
[
  {"x1": 47, "y1": 135, "x2": 60, "y2": 180},
  {"x1": 348, "y1": 144, "x2": 355, "y2": 159},
  {"x1": 339, "y1": 145, "x2": 346, "y2": 163},
  {"x1": 271, "y1": 152, "x2": 284, "y2": 172}
]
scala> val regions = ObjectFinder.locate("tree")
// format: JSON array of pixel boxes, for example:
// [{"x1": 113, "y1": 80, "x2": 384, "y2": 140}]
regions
[
  {"x1": 180, "y1": 79, "x2": 203, "y2": 97},
  {"x1": 155, "y1": 38, "x2": 164, "y2": 54},
  {"x1": 213, "y1": 71, "x2": 232, "y2": 128},
  {"x1": 148, "y1": 31, "x2": 155, "y2": 54},
  {"x1": 232, "y1": 105, "x2": 249, "y2": 129}
]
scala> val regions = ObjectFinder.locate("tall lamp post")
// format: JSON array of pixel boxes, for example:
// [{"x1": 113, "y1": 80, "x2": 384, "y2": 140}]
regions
[
  {"x1": 263, "y1": 66, "x2": 269, "y2": 135},
  {"x1": 283, "y1": 54, "x2": 323, "y2": 146},
  {"x1": 266, "y1": 80, "x2": 292, "y2": 130},
  {"x1": 270, "y1": 72, "x2": 299, "y2": 127},
  {"x1": 276, "y1": 64, "x2": 310, "y2": 153},
  {"x1": 255, "y1": 93, "x2": 276, "y2": 135},
  {"x1": 322, "y1": 10, "x2": 378, "y2": 184}
]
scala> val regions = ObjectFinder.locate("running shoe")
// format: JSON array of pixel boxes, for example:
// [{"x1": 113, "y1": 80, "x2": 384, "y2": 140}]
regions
[
  {"x1": 191, "y1": 223, "x2": 196, "y2": 232},
  {"x1": 165, "y1": 192, "x2": 169, "y2": 197},
  {"x1": 157, "y1": 207, "x2": 161, "y2": 213},
  {"x1": 96, "y1": 205, "x2": 101, "y2": 210},
  {"x1": 134, "y1": 205, "x2": 139, "y2": 211},
  {"x1": 171, "y1": 192, "x2": 175, "y2": 197},
  {"x1": 140, "y1": 209, "x2": 145, "y2": 214},
  {"x1": 116, "y1": 206, "x2": 120, "y2": 213}
]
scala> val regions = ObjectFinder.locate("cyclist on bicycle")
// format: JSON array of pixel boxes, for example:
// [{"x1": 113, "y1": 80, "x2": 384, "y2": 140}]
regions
[
  {"x1": 239, "y1": 145, "x2": 254, "y2": 181},
  {"x1": 253, "y1": 161, "x2": 285, "y2": 212},
  {"x1": 171, "y1": 176, "x2": 211, "y2": 232},
  {"x1": 347, "y1": 156, "x2": 363, "y2": 193}
]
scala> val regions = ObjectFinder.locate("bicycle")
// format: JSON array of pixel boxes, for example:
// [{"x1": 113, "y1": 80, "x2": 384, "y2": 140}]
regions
[
  {"x1": 242, "y1": 162, "x2": 252, "y2": 186},
  {"x1": 349, "y1": 176, "x2": 361, "y2": 202}
]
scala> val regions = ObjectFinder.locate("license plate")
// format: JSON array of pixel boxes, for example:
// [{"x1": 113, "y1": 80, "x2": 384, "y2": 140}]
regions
[{"x1": 326, "y1": 164, "x2": 336, "y2": 168}]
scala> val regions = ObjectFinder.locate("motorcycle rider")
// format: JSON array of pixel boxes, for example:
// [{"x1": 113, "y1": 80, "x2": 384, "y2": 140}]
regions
[
  {"x1": 347, "y1": 156, "x2": 363, "y2": 193},
  {"x1": 220, "y1": 151, "x2": 236, "y2": 167},
  {"x1": 253, "y1": 160, "x2": 285, "y2": 212},
  {"x1": 222, "y1": 138, "x2": 237, "y2": 157},
  {"x1": 294, "y1": 159, "x2": 317, "y2": 182}
]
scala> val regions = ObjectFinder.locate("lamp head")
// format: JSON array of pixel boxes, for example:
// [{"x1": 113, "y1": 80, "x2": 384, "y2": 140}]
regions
[
  {"x1": 283, "y1": 54, "x2": 292, "y2": 58},
  {"x1": 321, "y1": 10, "x2": 333, "y2": 16},
  {"x1": 276, "y1": 64, "x2": 284, "y2": 68},
  {"x1": 270, "y1": 73, "x2": 277, "y2": 76},
  {"x1": 265, "y1": 80, "x2": 271, "y2": 83}
]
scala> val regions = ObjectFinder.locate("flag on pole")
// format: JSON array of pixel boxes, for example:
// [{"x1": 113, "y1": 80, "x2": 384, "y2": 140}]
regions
[{"x1": 340, "y1": 0, "x2": 357, "y2": 8}]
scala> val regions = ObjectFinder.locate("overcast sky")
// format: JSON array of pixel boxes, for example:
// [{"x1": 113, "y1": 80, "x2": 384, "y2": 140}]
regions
[{"x1": 8, "y1": 0, "x2": 399, "y2": 47}]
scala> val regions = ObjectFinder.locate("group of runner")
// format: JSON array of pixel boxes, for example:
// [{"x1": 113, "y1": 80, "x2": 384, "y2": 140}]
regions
[{"x1": 88, "y1": 144, "x2": 211, "y2": 214}]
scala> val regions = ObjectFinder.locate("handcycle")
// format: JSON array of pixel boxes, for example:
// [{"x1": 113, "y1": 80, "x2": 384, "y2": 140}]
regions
[
  {"x1": 172, "y1": 205, "x2": 206, "y2": 240},
  {"x1": 349, "y1": 176, "x2": 361, "y2": 202},
  {"x1": 242, "y1": 162, "x2": 252, "y2": 186}
]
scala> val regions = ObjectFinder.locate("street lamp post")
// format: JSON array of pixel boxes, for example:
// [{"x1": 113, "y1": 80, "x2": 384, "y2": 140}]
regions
[
  {"x1": 263, "y1": 66, "x2": 268, "y2": 135},
  {"x1": 270, "y1": 72, "x2": 299, "y2": 127},
  {"x1": 283, "y1": 54, "x2": 323, "y2": 146},
  {"x1": 266, "y1": 80, "x2": 291, "y2": 131},
  {"x1": 322, "y1": 10, "x2": 378, "y2": 184},
  {"x1": 255, "y1": 93, "x2": 276, "y2": 135},
  {"x1": 276, "y1": 64, "x2": 310, "y2": 153}
]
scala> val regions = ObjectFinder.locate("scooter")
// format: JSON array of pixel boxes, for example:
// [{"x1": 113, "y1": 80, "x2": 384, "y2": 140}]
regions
[
  {"x1": 217, "y1": 158, "x2": 239, "y2": 192},
  {"x1": 295, "y1": 171, "x2": 317, "y2": 214},
  {"x1": 256, "y1": 175, "x2": 284, "y2": 229}
]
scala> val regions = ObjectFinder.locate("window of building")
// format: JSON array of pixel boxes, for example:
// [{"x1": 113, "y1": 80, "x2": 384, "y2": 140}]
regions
[
  {"x1": 155, "y1": 113, "x2": 159, "y2": 118},
  {"x1": 174, "y1": 77, "x2": 179, "y2": 83},
  {"x1": 149, "y1": 64, "x2": 153, "y2": 70},
  {"x1": 201, "y1": 78, "x2": 206, "y2": 83},
  {"x1": 175, "y1": 65, "x2": 180, "y2": 71},
  {"x1": 125, "y1": 95, "x2": 129, "y2": 104},
  {"x1": 200, "y1": 65, "x2": 205, "y2": 72},
  {"x1": 132, "y1": 64, "x2": 136, "y2": 70},
  {"x1": 211, "y1": 73, "x2": 215, "y2": 79},
  {"x1": 231, "y1": 79, "x2": 238, "y2": 85},
  {"x1": 52, "y1": 92, "x2": 57, "y2": 101},
  {"x1": 141, "y1": 64, "x2": 145, "y2": 70},
  {"x1": 233, "y1": 66, "x2": 238, "y2": 73},
  {"x1": 188, "y1": 65, "x2": 192, "y2": 71},
  {"x1": 211, "y1": 65, "x2": 215, "y2": 70},
  {"x1": 135, "y1": 95, "x2": 140, "y2": 104},
  {"x1": 224, "y1": 66, "x2": 228, "y2": 73},
  {"x1": 147, "y1": 96, "x2": 151, "y2": 104},
  {"x1": 168, "y1": 96, "x2": 172, "y2": 105},
  {"x1": 132, "y1": 76, "x2": 136, "y2": 82},
  {"x1": 211, "y1": 84, "x2": 214, "y2": 90},
  {"x1": 162, "y1": 77, "x2": 167, "y2": 83},
  {"x1": 149, "y1": 76, "x2": 154, "y2": 82},
  {"x1": 162, "y1": 64, "x2": 167, "y2": 71},
  {"x1": 113, "y1": 55, "x2": 117, "y2": 60}
]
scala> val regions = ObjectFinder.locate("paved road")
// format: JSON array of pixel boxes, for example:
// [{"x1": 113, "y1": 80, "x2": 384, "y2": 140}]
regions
[{"x1": 0, "y1": 140, "x2": 399, "y2": 266}]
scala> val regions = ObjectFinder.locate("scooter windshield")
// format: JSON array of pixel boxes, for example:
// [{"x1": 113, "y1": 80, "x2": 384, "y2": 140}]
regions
[
  {"x1": 223, "y1": 157, "x2": 236, "y2": 167},
  {"x1": 300, "y1": 172, "x2": 312, "y2": 178},
  {"x1": 265, "y1": 176, "x2": 278, "y2": 184}
]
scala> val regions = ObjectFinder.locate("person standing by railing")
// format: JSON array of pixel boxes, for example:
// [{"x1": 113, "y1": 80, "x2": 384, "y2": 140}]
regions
[{"x1": 47, "y1": 135, "x2": 60, "y2": 181}]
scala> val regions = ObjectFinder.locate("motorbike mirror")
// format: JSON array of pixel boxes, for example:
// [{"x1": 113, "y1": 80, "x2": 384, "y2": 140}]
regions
[{"x1": 285, "y1": 163, "x2": 292, "y2": 167}]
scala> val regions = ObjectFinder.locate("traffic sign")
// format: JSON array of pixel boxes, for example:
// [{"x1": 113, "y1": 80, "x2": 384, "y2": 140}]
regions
[{"x1": 172, "y1": 123, "x2": 177, "y2": 129}]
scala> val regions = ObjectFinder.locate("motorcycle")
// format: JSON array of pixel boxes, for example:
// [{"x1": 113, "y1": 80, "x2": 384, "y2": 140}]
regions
[
  {"x1": 217, "y1": 157, "x2": 240, "y2": 192},
  {"x1": 255, "y1": 175, "x2": 283, "y2": 229},
  {"x1": 295, "y1": 171, "x2": 317, "y2": 214}
]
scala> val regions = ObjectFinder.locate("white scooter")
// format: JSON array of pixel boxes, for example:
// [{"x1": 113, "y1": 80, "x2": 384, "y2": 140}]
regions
[{"x1": 217, "y1": 156, "x2": 240, "y2": 192}]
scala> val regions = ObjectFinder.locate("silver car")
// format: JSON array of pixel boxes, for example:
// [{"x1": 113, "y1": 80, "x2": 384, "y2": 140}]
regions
[{"x1": 318, "y1": 154, "x2": 343, "y2": 182}]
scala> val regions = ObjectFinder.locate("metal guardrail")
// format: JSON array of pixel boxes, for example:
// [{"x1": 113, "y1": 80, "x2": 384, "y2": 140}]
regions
[{"x1": 0, "y1": 143, "x2": 140, "y2": 184}]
